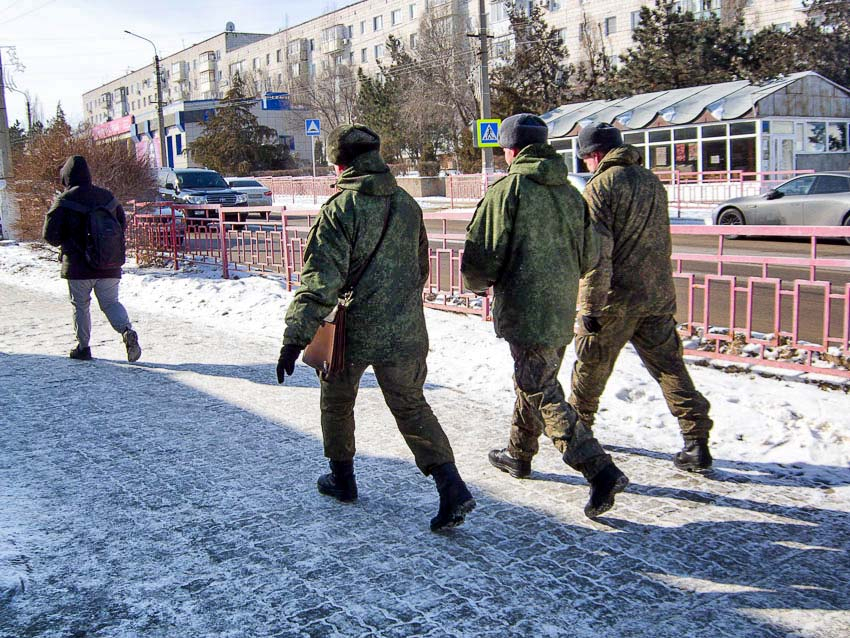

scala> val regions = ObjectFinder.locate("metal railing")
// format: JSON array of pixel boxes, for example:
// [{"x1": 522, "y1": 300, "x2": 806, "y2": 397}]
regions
[
  {"x1": 127, "y1": 206, "x2": 850, "y2": 378},
  {"x1": 255, "y1": 176, "x2": 337, "y2": 205}
]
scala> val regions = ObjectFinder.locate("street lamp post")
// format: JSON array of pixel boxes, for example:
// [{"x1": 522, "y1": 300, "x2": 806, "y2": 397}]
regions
[{"x1": 124, "y1": 30, "x2": 168, "y2": 168}]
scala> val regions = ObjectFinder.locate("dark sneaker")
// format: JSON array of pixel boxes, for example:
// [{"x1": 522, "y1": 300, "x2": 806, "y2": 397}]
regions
[
  {"x1": 122, "y1": 329, "x2": 141, "y2": 363},
  {"x1": 674, "y1": 439, "x2": 713, "y2": 472},
  {"x1": 431, "y1": 462, "x2": 476, "y2": 532},
  {"x1": 317, "y1": 460, "x2": 358, "y2": 502},
  {"x1": 584, "y1": 463, "x2": 629, "y2": 519},
  {"x1": 488, "y1": 448, "x2": 531, "y2": 479},
  {"x1": 69, "y1": 345, "x2": 92, "y2": 361}
]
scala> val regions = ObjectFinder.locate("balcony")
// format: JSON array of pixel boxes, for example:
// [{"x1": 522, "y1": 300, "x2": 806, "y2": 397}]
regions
[
  {"x1": 321, "y1": 37, "x2": 348, "y2": 54},
  {"x1": 198, "y1": 55, "x2": 216, "y2": 74}
]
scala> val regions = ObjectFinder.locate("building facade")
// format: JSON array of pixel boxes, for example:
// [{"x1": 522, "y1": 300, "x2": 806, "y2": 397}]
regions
[
  {"x1": 543, "y1": 72, "x2": 850, "y2": 174},
  {"x1": 82, "y1": 0, "x2": 814, "y2": 166}
]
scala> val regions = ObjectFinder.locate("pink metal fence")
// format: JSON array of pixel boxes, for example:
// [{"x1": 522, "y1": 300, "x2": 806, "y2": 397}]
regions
[
  {"x1": 255, "y1": 176, "x2": 337, "y2": 205},
  {"x1": 128, "y1": 207, "x2": 850, "y2": 378},
  {"x1": 671, "y1": 225, "x2": 850, "y2": 378}
]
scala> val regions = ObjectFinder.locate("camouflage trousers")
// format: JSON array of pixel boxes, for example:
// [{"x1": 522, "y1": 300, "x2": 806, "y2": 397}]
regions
[
  {"x1": 508, "y1": 343, "x2": 612, "y2": 480},
  {"x1": 569, "y1": 314, "x2": 713, "y2": 440},
  {"x1": 320, "y1": 356, "x2": 455, "y2": 476}
]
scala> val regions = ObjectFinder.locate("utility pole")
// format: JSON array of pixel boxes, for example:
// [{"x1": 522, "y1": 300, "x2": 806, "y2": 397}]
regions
[
  {"x1": 0, "y1": 48, "x2": 14, "y2": 239},
  {"x1": 125, "y1": 30, "x2": 168, "y2": 168},
  {"x1": 476, "y1": 0, "x2": 493, "y2": 174}
]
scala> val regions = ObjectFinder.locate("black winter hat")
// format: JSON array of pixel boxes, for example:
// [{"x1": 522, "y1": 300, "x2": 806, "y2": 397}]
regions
[
  {"x1": 577, "y1": 122, "x2": 623, "y2": 158},
  {"x1": 498, "y1": 113, "x2": 549, "y2": 149},
  {"x1": 327, "y1": 124, "x2": 381, "y2": 165}
]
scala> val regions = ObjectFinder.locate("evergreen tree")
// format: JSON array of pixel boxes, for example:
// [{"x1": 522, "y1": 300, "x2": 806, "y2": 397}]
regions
[
  {"x1": 491, "y1": 3, "x2": 574, "y2": 117},
  {"x1": 613, "y1": 0, "x2": 746, "y2": 95},
  {"x1": 189, "y1": 74, "x2": 294, "y2": 175},
  {"x1": 47, "y1": 103, "x2": 72, "y2": 137},
  {"x1": 743, "y1": 1, "x2": 850, "y2": 87},
  {"x1": 9, "y1": 120, "x2": 26, "y2": 148}
]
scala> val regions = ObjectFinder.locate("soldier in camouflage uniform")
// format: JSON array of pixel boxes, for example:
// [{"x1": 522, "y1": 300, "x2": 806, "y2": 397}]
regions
[
  {"x1": 462, "y1": 113, "x2": 629, "y2": 519},
  {"x1": 570, "y1": 122, "x2": 714, "y2": 472},
  {"x1": 276, "y1": 124, "x2": 475, "y2": 532}
]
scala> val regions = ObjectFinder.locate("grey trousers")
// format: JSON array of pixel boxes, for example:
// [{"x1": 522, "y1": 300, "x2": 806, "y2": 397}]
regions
[{"x1": 68, "y1": 279, "x2": 132, "y2": 348}]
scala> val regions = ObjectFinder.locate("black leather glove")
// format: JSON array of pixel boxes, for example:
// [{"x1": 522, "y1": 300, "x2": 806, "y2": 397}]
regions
[
  {"x1": 582, "y1": 314, "x2": 602, "y2": 335},
  {"x1": 276, "y1": 344, "x2": 302, "y2": 384}
]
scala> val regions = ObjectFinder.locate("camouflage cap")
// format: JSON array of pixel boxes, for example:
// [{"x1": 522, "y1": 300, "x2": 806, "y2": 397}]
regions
[{"x1": 327, "y1": 124, "x2": 381, "y2": 166}]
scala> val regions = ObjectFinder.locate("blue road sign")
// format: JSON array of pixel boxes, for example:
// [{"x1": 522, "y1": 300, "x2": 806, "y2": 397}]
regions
[
  {"x1": 305, "y1": 119, "x2": 321, "y2": 136},
  {"x1": 476, "y1": 119, "x2": 501, "y2": 147}
]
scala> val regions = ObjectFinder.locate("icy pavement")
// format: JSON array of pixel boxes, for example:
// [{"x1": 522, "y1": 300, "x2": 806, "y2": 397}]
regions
[{"x1": 1, "y1": 261, "x2": 850, "y2": 636}]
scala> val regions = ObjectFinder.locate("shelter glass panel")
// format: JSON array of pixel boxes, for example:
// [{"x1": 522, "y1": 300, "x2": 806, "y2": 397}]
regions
[
  {"x1": 649, "y1": 144, "x2": 672, "y2": 171},
  {"x1": 702, "y1": 124, "x2": 726, "y2": 138},
  {"x1": 649, "y1": 130, "x2": 671, "y2": 143},
  {"x1": 730, "y1": 121, "x2": 756, "y2": 136},
  {"x1": 623, "y1": 132, "x2": 645, "y2": 145}
]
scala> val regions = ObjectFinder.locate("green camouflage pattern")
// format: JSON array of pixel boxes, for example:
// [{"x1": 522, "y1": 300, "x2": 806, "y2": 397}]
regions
[
  {"x1": 578, "y1": 145, "x2": 677, "y2": 317},
  {"x1": 569, "y1": 313, "x2": 713, "y2": 438},
  {"x1": 283, "y1": 150, "x2": 429, "y2": 364},
  {"x1": 461, "y1": 143, "x2": 599, "y2": 347},
  {"x1": 320, "y1": 356, "x2": 455, "y2": 475},
  {"x1": 508, "y1": 343, "x2": 611, "y2": 480}
]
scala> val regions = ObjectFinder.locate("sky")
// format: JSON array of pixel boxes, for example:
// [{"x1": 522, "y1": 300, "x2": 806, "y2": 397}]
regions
[{"x1": 0, "y1": 1, "x2": 358, "y2": 128}]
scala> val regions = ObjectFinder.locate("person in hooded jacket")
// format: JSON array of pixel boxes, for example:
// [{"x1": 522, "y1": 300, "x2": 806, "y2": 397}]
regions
[
  {"x1": 461, "y1": 113, "x2": 629, "y2": 519},
  {"x1": 42, "y1": 155, "x2": 141, "y2": 362},
  {"x1": 276, "y1": 124, "x2": 475, "y2": 532},
  {"x1": 569, "y1": 122, "x2": 714, "y2": 472}
]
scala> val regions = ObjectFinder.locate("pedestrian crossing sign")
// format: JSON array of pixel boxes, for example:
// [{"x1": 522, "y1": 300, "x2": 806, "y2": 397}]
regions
[
  {"x1": 305, "y1": 119, "x2": 321, "y2": 136},
  {"x1": 475, "y1": 119, "x2": 501, "y2": 148}
]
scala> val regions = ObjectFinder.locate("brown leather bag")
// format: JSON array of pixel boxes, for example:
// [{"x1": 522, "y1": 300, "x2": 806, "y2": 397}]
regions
[{"x1": 301, "y1": 197, "x2": 392, "y2": 378}]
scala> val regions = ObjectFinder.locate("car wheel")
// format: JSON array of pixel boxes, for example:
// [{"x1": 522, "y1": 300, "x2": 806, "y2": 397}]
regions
[
  {"x1": 717, "y1": 207, "x2": 744, "y2": 240},
  {"x1": 843, "y1": 214, "x2": 850, "y2": 246}
]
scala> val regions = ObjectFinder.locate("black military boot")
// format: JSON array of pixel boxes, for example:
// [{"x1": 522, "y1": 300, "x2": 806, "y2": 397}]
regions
[
  {"x1": 430, "y1": 462, "x2": 476, "y2": 532},
  {"x1": 673, "y1": 439, "x2": 713, "y2": 472},
  {"x1": 317, "y1": 460, "x2": 358, "y2": 502},
  {"x1": 69, "y1": 345, "x2": 92, "y2": 361},
  {"x1": 488, "y1": 448, "x2": 531, "y2": 479},
  {"x1": 584, "y1": 463, "x2": 629, "y2": 519}
]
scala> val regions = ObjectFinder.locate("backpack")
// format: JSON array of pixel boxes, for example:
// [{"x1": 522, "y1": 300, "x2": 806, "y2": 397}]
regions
[{"x1": 61, "y1": 197, "x2": 126, "y2": 270}]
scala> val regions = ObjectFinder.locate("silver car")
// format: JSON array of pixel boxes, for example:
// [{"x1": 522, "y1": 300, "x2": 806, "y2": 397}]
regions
[
  {"x1": 713, "y1": 171, "x2": 850, "y2": 242},
  {"x1": 224, "y1": 178, "x2": 274, "y2": 207}
]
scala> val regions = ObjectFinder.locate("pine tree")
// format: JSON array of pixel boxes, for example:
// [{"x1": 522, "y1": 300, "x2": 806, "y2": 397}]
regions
[
  {"x1": 613, "y1": 0, "x2": 746, "y2": 95},
  {"x1": 491, "y1": 3, "x2": 574, "y2": 117},
  {"x1": 189, "y1": 74, "x2": 294, "y2": 175}
]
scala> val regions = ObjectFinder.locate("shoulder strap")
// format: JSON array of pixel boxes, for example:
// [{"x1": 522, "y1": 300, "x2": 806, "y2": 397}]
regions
[{"x1": 343, "y1": 195, "x2": 393, "y2": 296}]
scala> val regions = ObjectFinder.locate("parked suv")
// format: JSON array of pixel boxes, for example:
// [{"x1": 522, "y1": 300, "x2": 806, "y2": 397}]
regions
[{"x1": 157, "y1": 168, "x2": 249, "y2": 221}]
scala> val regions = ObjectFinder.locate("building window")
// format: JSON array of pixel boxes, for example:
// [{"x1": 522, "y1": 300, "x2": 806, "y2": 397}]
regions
[
  {"x1": 291, "y1": 63, "x2": 300, "y2": 77},
  {"x1": 360, "y1": 20, "x2": 366, "y2": 34},
  {"x1": 361, "y1": 48, "x2": 368, "y2": 63},
  {"x1": 604, "y1": 16, "x2": 617, "y2": 36},
  {"x1": 631, "y1": 10, "x2": 642, "y2": 30},
  {"x1": 392, "y1": 9, "x2": 402, "y2": 25},
  {"x1": 347, "y1": 25, "x2": 353, "y2": 38},
  {"x1": 310, "y1": 39, "x2": 315, "y2": 51},
  {"x1": 491, "y1": 1, "x2": 507, "y2": 22},
  {"x1": 409, "y1": 3, "x2": 416, "y2": 20},
  {"x1": 374, "y1": 43, "x2": 384, "y2": 59},
  {"x1": 349, "y1": 51, "x2": 355, "y2": 64},
  {"x1": 805, "y1": 122, "x2": 827, "y2": 153},
  {"x1": 828, "y1": 122, "x2": 848, "y2": 151},
  {"x1": 277, "y1": 72, "x2": 283, "y2": 84},
  {"x1": 266, "y1": 53, "x2": 270, "y2": 65},
  {"x1": 558, "y1": 28, "x2": 567, "y2": 44},
  {"x1": 253, "y1": 57, "x2": 260, "y2": 69},
  {"x1": 374, "y1": 15, "x2": 383, "y2": 31},
  {"x1": 276, "y1": 49, "x2": 282, "y2": 63},
  {"x1": 410, "y1": 33, "x2": 417, "y2": 49}
]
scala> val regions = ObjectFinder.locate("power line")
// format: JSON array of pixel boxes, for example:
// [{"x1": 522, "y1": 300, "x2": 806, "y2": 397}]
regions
[{"x1": 0, "y1": 0, "x2": 59, "y2": 27}]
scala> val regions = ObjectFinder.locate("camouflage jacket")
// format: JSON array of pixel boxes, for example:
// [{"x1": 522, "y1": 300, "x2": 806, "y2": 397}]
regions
[
  {"x1": 461, "y1": 143, "x2": 599, "y2": 347},
  {"x1": 579, "y1": 145, "x2": 677, "y2": 317},
  {"x1": 283, "y1": 150, "x2": 429, "y2": 364}
]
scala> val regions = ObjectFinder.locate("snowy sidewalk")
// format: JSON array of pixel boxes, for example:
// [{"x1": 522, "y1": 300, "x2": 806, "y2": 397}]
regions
[{"x1": 1, "y1": 261, "x2": 849, "y2": 636}]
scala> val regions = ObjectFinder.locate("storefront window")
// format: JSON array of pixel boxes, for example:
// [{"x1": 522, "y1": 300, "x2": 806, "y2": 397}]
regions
[
  {"x1": 675, "y1": 142, "x2": 699, "y2": 173},
  {"x1": 828, "y1": 122, "x2": 847, "y2": 151},
  {"x1": 730, "y1": 121, "x2": 756, "y2": 136},
  {"x1": 623, "y1": 132, "x2": 645, "y2": 145},
  {"x1": 805, "y1": 122, "x2": 826, "y2": 152},
  {"x1": 648, "y1": 129, "x2": 671, "y2": 142},
  {"x1": 702, "y1": 139, "x2": 727, "y2": 172},
  {"x1": 730, "y1": 138, "x2": 756, "y2": 173},
  {"x1": 702, "y1": 124, "x2": 726, "y2": 138},
  {"x1": 673, "y1": 127, "x2": 698, "y2": 140},
  {"x1": 649, "y1": 144, "x2": 672, "y2": 171}
]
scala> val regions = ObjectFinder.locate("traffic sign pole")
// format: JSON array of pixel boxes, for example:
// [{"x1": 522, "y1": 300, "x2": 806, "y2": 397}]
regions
[{"x1": 311, "y1": 136, "x2": 316, "y2": 179}]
